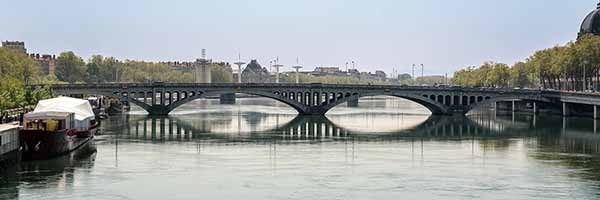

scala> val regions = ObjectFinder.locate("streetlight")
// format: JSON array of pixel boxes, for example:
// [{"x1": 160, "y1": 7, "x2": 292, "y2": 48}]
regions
[
  {"x1": 412, "y1": 64, "x2": 415, "y2": 85},
  {"x1": 445, "y1": 73, "x2": 448, "y2": 85},
  {"x1": 420, "y1": 64, "x2": 424, "y2": 85},
  {"x1": 234, "y1": 53, "x2": 245, "y2": 84},
  {"x1": 345, "y1": 62, "x2": 348, "y2": 72}
]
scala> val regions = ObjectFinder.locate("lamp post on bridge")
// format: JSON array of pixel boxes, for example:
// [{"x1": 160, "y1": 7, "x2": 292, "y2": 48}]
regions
[
  {"x1": 412, "y1": 64, "x2": 415, "y2": 86},
  {"x1": 420, "y1": 64, "x2": 424, "y2": 85},
  {"x1": 293, "y1": 57, "x2": 302, "y2": 84},
  {"x1": 234, "y1": 53, "x2": 245, "y2": 84},
  {"x1": 345, "y1": 62, "x2": 348, "y2": 73}
]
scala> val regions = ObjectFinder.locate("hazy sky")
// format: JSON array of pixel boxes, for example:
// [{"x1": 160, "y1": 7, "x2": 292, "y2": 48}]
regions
[{"x1": 0, "y1": 0, "x2": 596, "y2": 76}]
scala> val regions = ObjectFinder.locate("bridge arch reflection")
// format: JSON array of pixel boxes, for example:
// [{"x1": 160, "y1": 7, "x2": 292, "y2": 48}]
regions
[{"x1": 115, "y1": 113, "x2": 542, "y2": 142}]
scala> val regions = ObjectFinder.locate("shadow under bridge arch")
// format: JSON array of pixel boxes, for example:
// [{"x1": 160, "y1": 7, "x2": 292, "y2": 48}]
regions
[
  {"x1": 320, "y1": 92, "x2": 451, "y2": 115},
  {"x1": 164, "y1": 91, "x2": 308, "y2": 115},
  {"x1": 466, "y1": 95, "x2": 555, "y2": 114}
]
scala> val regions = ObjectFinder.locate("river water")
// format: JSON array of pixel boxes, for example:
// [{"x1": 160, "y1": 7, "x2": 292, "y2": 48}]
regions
[{"x1": 2, "y1": 96, "x2": 600, "y2": 199}]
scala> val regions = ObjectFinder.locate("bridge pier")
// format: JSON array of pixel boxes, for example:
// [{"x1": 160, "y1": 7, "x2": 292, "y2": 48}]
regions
[
  {"x1": 147, "y1": 105, "x2": 171, "y2": 116},
  {"x1": 595, "y1": 105, "x2": 599, "y2": 120},
  {"x1": 219, "y1": 93, "x2": 236, "y2": 104},
  {"x1": 494, "y1": 101, "x2": 514, "y2": 115},
  {"x1": 562, "y1": 102, "x2": 571, "y2": 117},
  {"x1": 299, "y1": 107, "x2": 329, "y2": 116},
  {"x1": 347, "y1": 99, "x2": 359, "y2": 107}
]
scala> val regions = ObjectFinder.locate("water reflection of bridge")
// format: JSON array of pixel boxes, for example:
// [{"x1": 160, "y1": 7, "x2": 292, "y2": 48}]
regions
[
  {"x1": 110, "y1": 113, "x2": 600, "y2": 155},
  {"x1": 115, "y1": 114, "x2": 538, "y2": 141}
]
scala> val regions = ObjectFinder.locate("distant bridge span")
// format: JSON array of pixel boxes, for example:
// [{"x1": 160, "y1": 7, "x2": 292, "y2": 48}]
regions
[{"x1": 37, "y1": 83, "x2": 600, "y2": 117}]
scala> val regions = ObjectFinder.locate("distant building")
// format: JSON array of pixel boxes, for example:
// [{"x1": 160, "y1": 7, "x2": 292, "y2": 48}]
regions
[
  {"x1": 358, "y1": 70, "x2": 387, "y2": 82},
  {"x1": 348, "y1": 69, "x2": 360, "y2": 77},
  {"x1": 212, "y1": 62, "x2": 233, "y2": 74},
  {"x1": 241, "y1": 60, "x2": 271, "y2": 83},
  {"x1": 162, "y1": 61, "x2": 196, "y2": 73},
  {"x1": 579, "y1": 2, "x2": 600, "y2": 38},
  {"x1": 31, "y1": 54, "x2": 57, "y2": 76},
  {"x1": 195, "y1": 58, "x2": 211, "y2": 83},
  {"x1": 374, "y1": 70, "x2": 386, "y2": 80},
  {"x1": 1, "y1": 41, "x2": 26, "y2": 54},
  {"x1": 314, "y1": 67, "x2": 341, "y2": 73},
  {"x1": 159, "y1": 50, "x2": 213, "y2": 83},
  {"x1": 2, "y1": 41, "x2": 57, "y2": 76},
  {"x1": 162, "y1": 60, "x2": 234, "y2": 83},
  {"x1": 312, "y1": 66, "x2": 350, "y2": 77}
]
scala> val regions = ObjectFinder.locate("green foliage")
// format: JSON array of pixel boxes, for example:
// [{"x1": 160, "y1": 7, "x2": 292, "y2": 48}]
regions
[
  {"x1": 88, "y1": 55, "x2": 121, "y2": 83},
  {"x1": 56, "y1": 51, "x2": 86, "y2": 83},
  {"x1": 509, "y1": 62, "x2": 532, "y2": 88},
  {"x1": 453, "y1": 34, "x2": 600, "y2": 90},
  {"x1": 415, "y1": 76, "x2": 447, "y2": 86},
  {"x1": 0, "y1": 79, "x2": 26, "y2": 111},
  {"x1": 211, "y1": 63, "x2": 233, "y2": 83},
  {"x1": 453, "y1": 62, "x2": 510, "y2": 87},
  {"x1": 119, "y1": 60, "x2": 194, "y2": 83},
  {"x1": 86, "y1": 62, "x2": 100, "y2": 83},
  {"x1": 0, "y1": 48, "x2": 55, "y2": 112},
  {"x1": 398, "y1": 73, "x2": 412, "y2": 81},
  {"x1": 0, "y1": 48, "x2": 41, "y2": 85},
  {"x1": 27, "y1": 86, "x2": 52, "y2": 106}
]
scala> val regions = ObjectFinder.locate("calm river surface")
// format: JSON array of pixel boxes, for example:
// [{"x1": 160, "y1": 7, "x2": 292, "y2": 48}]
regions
[{"x1": 2, "y1": 96, "x2": 600, "y2": 199}]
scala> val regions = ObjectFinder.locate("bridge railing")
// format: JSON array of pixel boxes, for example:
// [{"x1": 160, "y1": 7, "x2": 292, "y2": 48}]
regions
[{"x1": 32, "y1": 82, "x2": 548, "y2": 94}]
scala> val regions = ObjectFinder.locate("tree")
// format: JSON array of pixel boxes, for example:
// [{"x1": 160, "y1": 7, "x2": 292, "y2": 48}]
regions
[
  {"x1": 86, "y1": 62, "x2": 100, "y2": 83},
  {"x1": 211, "y1": 64, "x2": 233, "y2": 83},
  {"x1": 95, "y1": 56, "x2": 122, "y2": 83},
  {"x1": 510, "y1": 62, "x2": 531, "y2": 88},
  {"x1": 0, "y1": 47, "x2": 47, "y2": 112},
  {"x1": 0, "y1": 48, "x2": 41, "y2": 85},
  {"x1": 489, "y1": 62, "x2": 510, "y2": 87},
  {"x1": 56, "y1": 51, "x2": 86, "y2": 83}
]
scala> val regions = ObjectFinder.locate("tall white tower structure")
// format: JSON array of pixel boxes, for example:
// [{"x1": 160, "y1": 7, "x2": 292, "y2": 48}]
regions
[
  {"x1": 196, "y1": 49, "x2": 211, "y2": 83},
  {"x1": 234, "y1": 53, "x2": 245, "y2": 84},
  {"x1": 292, "y1": 57, "x2": 302, "y2": 84}
]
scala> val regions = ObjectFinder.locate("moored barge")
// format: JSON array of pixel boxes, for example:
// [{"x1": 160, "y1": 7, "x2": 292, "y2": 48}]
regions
[{"x1": 20, "y1": 97, "x2": 97, "y2": 160}]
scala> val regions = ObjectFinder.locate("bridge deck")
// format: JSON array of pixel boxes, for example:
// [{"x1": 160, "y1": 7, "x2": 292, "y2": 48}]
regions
[{"x1": 33, "y1": 83, "x2": 600, "y2": 117}]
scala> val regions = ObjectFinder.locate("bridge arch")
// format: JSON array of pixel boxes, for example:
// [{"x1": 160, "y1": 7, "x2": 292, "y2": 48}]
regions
[
  {"x1": 319, "y1": 92, "x2": 451, "y2": 115},
  {"x1": 164, "y1": 91, "x2": 311, "y2": 115}
]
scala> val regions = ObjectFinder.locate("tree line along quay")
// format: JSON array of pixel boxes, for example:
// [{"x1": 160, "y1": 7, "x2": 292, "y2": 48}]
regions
[{"x1": 453, "y1": 35, "x2": 600, "y2": 91}]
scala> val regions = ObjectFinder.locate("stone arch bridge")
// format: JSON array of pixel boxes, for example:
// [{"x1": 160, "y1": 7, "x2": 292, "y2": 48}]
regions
[{"x1": 39, "y1": 83, "x2": 600, "y2": 118}]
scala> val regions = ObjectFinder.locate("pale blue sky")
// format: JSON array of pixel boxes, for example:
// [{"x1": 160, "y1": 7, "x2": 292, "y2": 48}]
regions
[{"x1": 0, "y1": 0, "x2": 597, "y2": 76}]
